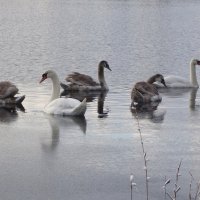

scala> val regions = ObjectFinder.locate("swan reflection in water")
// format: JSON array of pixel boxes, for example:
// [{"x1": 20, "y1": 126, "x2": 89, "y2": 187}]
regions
[
  {"x1": 158, "y1": 87, "x2": 199, "y2": 110},
  {"x1": 61, "y1": 90, "x2": 109, "y2": 118},
  {"x1": 41, "y1": 114, "x2": 87, "y2": 152},
  {"x1": 131, "y1": 88, "x2": 199, "y2": 122},
  {"x1": 0, "y1": 104, "x2": 25, "y2": 123},
  {"x1": 97, "y1": 91, "x2": 109, "y2": 118},
  {"x1": 131, "y1": 100, "x2": 166, "y2": 123}
]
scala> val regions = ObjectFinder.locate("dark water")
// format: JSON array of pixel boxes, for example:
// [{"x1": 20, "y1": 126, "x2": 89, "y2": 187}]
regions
[{"x1": 0, "y1": 0, "x2": 200, "y2": 199}]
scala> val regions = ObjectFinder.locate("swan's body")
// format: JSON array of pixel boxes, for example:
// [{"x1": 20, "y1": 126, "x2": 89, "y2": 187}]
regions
[
  {"x1": 60, "y1": 60, "x2": 111, "y2": 91},
  {"x1": 131, "y1": 74, "x2": 166, "y2": 105},
  {"x1": 0, "y1": 81, "x2": 25, "y2": 104},
  {"x1": 155, "y1": 59, "x2": 200, "y2": 88},
  {"x1": 40, "y1": 70, "x2": 87, "y2": 116},
  {"x1": 44, "y1": 98, "x2": 87, "y2": 116}
]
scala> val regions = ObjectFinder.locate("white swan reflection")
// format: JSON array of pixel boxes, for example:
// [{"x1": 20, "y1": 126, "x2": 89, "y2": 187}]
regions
[
  {"x1": 131, "y1": 88, "x2": 199, "y2": 123},
  {"x1": 97, "y1": 91, "x2": 109, "y2": 118},
  {"x1": 41, "y1": 114, "x2": 87, "y2": 152},
  {"x1": 159, "y1": 87, "x2": 199, "y2": 110}
]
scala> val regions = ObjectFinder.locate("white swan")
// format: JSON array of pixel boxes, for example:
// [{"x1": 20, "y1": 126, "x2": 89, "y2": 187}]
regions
[
  {"x1": 0, "y1": 81, "x2": 25, "y2": 105},
  {"x1": 60, "y1": 60, "x2": 111, "y2": 91},
  {"x1": 40, "y1": 70, "x2": 87, "y2": 116},
  {"x1": 131, "y1": 74, "x2": 166, "y2": 104},
  {"x1": 156, "y1": 58, "x2": 200, "y2": 88}
]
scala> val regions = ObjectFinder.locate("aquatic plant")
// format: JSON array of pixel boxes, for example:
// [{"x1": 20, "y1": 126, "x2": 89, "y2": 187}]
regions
[
  {"x1": 131, "y1": 110, "x2": 149, "y2": 200},
  {"x1": 131, "y1": 111, "x2": 200, "y2": 200},
  {"x1": 189, "y1": 172, "x2": 200, "y2": 200},
  {"x1": 163, "y1": 160, "x2": 182, "y2": 200}
]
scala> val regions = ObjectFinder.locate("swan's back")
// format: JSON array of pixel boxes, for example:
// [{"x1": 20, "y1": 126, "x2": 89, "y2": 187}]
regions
[
  {"x1": 134, "y1": 81, "x2": 159, "y2": 95},
  {"x1": 66, "y1": 72, "x2": 99, "y2": 86},
  {"x1": 131, "y1": 87, "x2": 161, "y2": 104},
  {"x1": 131, "y1": 74, "x2": 165, "y2": 104},
  {"x1": 62, "y1": 60, "x2": 111, "y2": 91},
  {"x1": 0, "y1": 81, "x2": 18, "y2": 98},
  {"x1": 62, "y1": 72, "x2": 102, "y2": 91},
  {"x1": 156, "y1": 75, "x2": 192, "y2": 88},
  {"x1": 44, "y1": 98, "x2": 87, "y2": 116}
]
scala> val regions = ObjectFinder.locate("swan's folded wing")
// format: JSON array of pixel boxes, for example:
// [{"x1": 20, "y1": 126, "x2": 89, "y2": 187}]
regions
[
  {"x1": 0, "y1": 81, "x2": 19, "y2": 98},
  {"x1": 44, "y1": 98, "x2": 86, "y2": 116},
  {"x1": 66, "y1": 72, "x2": 99, "y2": 86},
  {"x1": 134, "y1": 82, "x2": 159, "y2": 95},
  {"x1": 165, "y1": 75, "x2": 191, "y2": 86}
]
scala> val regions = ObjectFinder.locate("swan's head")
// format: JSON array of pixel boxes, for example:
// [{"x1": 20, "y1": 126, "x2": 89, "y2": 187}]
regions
[
  {"x1": 99, "y1": 60, "x2": 112, "y2": 71},
  {"x1": 40, "y1": 70, "x2": 57, "y2": 83},
  {"x1": 191, "y1": 59, "x2": 200, "y2": 66},
  {"x1": 154, "y1": 74, "x2": 167, "y2": 87}
]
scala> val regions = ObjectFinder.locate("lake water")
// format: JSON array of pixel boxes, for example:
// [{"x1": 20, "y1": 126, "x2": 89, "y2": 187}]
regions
[{"x1": 0, "y1": 0, "x2": 200, "y2": 199}]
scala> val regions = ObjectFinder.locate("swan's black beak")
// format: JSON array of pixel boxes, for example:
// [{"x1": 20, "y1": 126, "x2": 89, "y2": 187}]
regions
[
  {"x1": 105, "y1": 62, "x2": 111, "y2": 71},
  {"x1": 100, "y1": 60, "x2": 111, "y2": 71},
  {"x1": 161, "y1": 79, "x2": 167, "y2": 87},
  {"x1": 107, "y1": 65, "x2": 112, "y2": 71},
  {"x1": 40, "y1": 73, "x2": 47, "y2": 83},
  {"x1": 106, "y1": 62, "x2": 112, "y2": 71}
]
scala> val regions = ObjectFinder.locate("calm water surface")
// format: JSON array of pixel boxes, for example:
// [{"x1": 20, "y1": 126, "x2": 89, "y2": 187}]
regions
[{"x1": 0, "y1": 0, "x2": 200, "y2": 199}]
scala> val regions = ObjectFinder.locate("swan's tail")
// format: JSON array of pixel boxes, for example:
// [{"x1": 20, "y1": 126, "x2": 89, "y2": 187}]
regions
[
  {"x1": 15, "y1": 95, "x2": 26, "y2": 104},
  {"x1": 0, "y1": 95, "x2": 25, "y2": 105},
  {"x1": 71, "y1": 98, "x2": 87, "y2": 116},
  {"x1": 60, "y1": 82, "x2": 69, "y2": 90}
]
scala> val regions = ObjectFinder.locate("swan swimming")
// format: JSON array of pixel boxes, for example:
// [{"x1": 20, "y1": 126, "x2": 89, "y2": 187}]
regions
[
  {"x1": 131, "y1": 74, "x2": 167, "y2": 104},
  {"x1": 0, "y1": 81, "x2": 25, "y2": 105},
  {"x1": 156, "y1": 58, "x2": 200, "y2": 88},
  {"x1": 40, "y1": 70, "x2": 87, "y2": 116},
  {"x1": 60, "y1": 60, "x2": 111, "y2": 91}
]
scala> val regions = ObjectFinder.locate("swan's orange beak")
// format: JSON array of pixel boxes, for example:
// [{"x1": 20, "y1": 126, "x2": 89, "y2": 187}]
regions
[
  {"x1": 39, "y1": 77, "x2": 46, "y2": 83},
  {"x1": 39, "y1": 73, "x2": 48, "y2": 83}
]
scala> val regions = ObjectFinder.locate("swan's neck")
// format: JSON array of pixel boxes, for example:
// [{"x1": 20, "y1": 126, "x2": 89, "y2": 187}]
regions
[
  {"x1": 50, "y1": 74, "x2": 60, "y2": 102},
  {"x1": 98, "y1": 65, "x2": 108, "y2": 90},
  {"x1": 190, "y1": 62, "x2": 198, "y2": 87},
  {"x1": 147, "y1": 76, "x2": 156, "y2": 84}
]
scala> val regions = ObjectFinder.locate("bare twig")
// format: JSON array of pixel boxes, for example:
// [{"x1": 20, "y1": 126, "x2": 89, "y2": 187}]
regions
[
  {"x1": 130, "y1": 174, "x2": 137, "y2": 200},
  {"x1": 188, "y1": 171, "x2": 200, "y2": 200},
  {"x1": 166, "y1": 192, "x2": 174, "y2": 200},
  {"x1": 164, "y1": 176, "x2": 171, "y2": 200},
  {"x1": 134, "y1": 110, "x2": 149, "y2": 200},
  {"x1": 174, "y1": 159, "x2": 182, "y2": 199},
  {"x1": 130, "y1": 174, "x2": 134, "y2": 200},
  {"x1": 194, "y1": 182, "x2": 200, "y2": 200},
  {"x1": 164, "y1": 160, "x2": 182, "y2": 200},
  {"x1": 189, "y1": 171, "x2": 194, "y2": 200}
]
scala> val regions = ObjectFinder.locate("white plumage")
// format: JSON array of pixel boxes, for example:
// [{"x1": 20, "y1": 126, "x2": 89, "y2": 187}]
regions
[
  {"x1": 156, "y1": 58, "x2": 200, "y2": 88},
  {"x1": 40, "y1": 70, "x2": 87, "y2": 116},
  {"x1": 44, "y1": 98, "x2": 87, "y2": 116}
]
